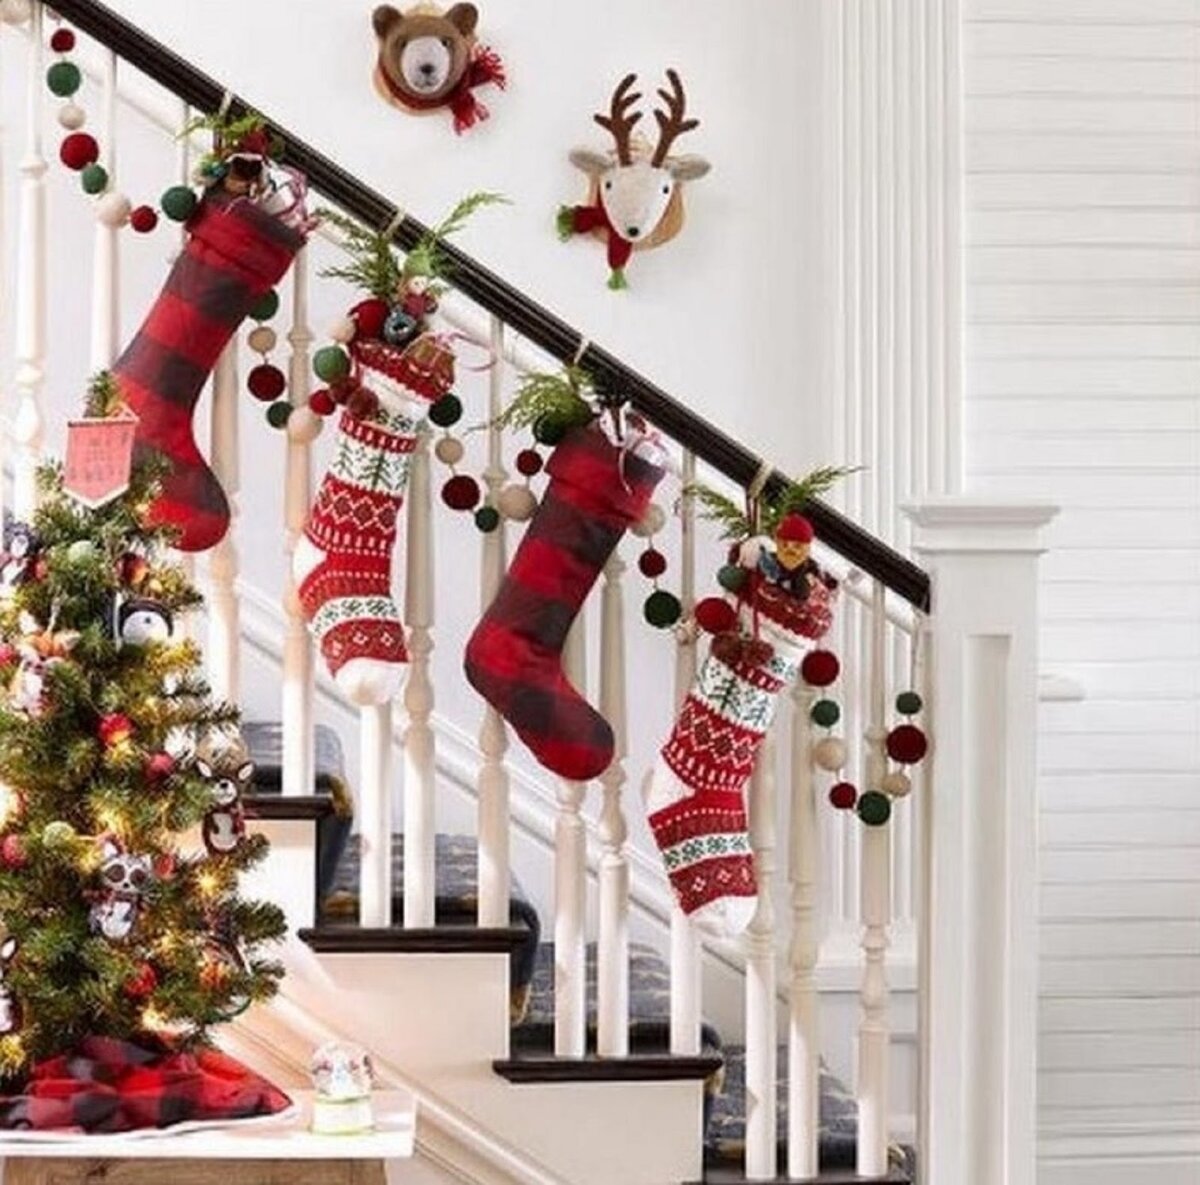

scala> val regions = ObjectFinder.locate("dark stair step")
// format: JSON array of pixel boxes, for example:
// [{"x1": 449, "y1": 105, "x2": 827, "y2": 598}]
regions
[
  {"x1": 494, "y1": 1052, "x2": 724, "y2": 1084},
  {"x1": 243, "y1": 794, "x2": 337, "y2": 821},
  {"x1": 298, "y1": 923, "x2": 533, "y2": 956},
  {"x1": 699, "y1": 1167, "x2": 912, "y2": 1184}
]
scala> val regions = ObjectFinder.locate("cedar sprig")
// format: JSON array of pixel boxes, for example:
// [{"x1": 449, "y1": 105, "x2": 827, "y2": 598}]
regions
[
  {"x1": 688, "y1": 465, "x2": 861, "y2": 540},
  {"x1": 492, "y1": 365, "x2": 595, "y2": 433}
]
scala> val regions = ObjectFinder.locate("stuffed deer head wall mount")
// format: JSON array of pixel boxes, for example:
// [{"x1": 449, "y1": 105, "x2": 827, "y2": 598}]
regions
[{"x1": 558, "y1": 70, "x2": 711, "y2": 290}]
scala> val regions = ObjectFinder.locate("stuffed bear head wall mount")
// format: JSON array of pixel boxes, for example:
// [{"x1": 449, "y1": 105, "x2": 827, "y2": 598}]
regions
[{"x1": 372, "y1": 2, "x2": 506, "y2": 135}]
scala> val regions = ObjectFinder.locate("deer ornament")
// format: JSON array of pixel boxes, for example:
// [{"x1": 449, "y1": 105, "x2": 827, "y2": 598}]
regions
[{"x1": 558, "y1": 70, "x2": 711, "y2": 290}]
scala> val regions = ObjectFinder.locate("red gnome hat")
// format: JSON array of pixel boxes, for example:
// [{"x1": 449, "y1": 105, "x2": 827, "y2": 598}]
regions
[{"x1": 775, "y1": 512, "x2": 814, "y2": 543}]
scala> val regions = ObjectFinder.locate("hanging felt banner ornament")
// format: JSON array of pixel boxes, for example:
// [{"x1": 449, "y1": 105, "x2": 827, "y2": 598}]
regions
[
  {"x1": 63, "y1": 409, "x2": 139, "y2": 510},
  {"x1": 559, "y1": 70, "x2": 711, "y2": 290},
  {"x1": 372, "y1": 3, "x2": 506, "y2": 135}
]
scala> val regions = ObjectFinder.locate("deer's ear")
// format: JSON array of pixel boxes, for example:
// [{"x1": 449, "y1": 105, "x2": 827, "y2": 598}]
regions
[
  {"x1": 668, "y1": 155, "x2": 711, "y2": 182},
  {"x1": 446, "y1": 3, "x2": 478, "y2": 36},
  {"x1": 0, "y1": 937, "x2": 17, "y2": 962},
  {"x1": 195, "y1": 759, "x2": 213, "y2": 780},
  {"x1": 236, "y1": 762, "x2": 255, "y2": 784},
  {"x1": 569, "y1": 148, "x2": 611, "y2": 175},
  {"x1": 100, "y1": 837, "x2": 121, "y2": 862},
  {"x1": 372, "y1": 5, "x2": 403, "y2": 39}
]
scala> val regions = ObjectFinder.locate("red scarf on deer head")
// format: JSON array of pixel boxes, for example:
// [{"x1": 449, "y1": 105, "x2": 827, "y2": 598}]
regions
[{"x1": 378, "y1": 45, "x2": 506, "y2": 135}]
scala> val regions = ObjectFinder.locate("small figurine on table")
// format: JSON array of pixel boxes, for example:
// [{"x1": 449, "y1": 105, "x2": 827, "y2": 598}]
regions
[{"x1": 310, "y1": 1041, "x2": 376, "y2": 1134}]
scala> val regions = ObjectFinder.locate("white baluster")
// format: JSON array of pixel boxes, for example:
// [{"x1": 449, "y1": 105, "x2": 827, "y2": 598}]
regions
[
  {"x1": 12, "y1": 0, "x2": 46, "y2": 521},
  {"x1": 88, "y1": 48, "x2": 119, "y2": 370},
  {"x1": 476, "y1": 315, "x2": 510, "y2": 929},
  {"x1": 554, "y1": 617, "x2": 587, "y2": 1057},
  {"x1": 787, "y1": 682, "x2": 820, "y2": 1179},
  {"x1": 596, "y1": 552, "x2": 629, "y2": 1057},
  {"x1": 172, "y1": 100, "x2": 196, "y2": 595},
  {"x1": 360, "y1": 703, "x2": 393, "y2": 926},
  {"x1": 0, "y1": 33, "x2": 7, "y2": 526},
  {"x1": 857, "y1": 579, "x2": 891, "y2": 1177},
  {"x1": 745, "y1": 731, "x2": 778, "y2": 1182},
  {"x1": 669, "y1": 450, "x2": 701, "y2": 1056},
  {"x1": 403, "y1": 427, "x2": 436, "y2": 928},
  {"x1": 206, "y1": 341, "x2": 240, "y2": 702},
  {"x1": 282, "y1": 247, "x2": 316, "y2": 798}
]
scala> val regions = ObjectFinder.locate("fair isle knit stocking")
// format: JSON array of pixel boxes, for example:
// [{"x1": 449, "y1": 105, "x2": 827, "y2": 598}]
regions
[
  {"x1": 645, "y1": 578, "x2": 837, "y2": 936},
  {"x1": 294, "y1": 347, "x2": 445, "y2": 706}
]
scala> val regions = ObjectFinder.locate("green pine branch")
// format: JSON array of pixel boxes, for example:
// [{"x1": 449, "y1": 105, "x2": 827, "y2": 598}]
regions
[
  {"x1": 687, "y1": 464, "x2": 861, "y2": 540},
  {"x1": 492, "y1": 366, "x2": 595, "y2": 433}
]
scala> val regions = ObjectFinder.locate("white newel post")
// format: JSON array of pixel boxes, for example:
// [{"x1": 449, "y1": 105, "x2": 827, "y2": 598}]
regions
[
  {"x1": 476, "y1": 315, "x2": 510, "y2": 929},
  {"x1": 282, "y1": 248, "x2": 316, "y2": 798},
  {"x1": 12, "y1": 1, "x2": 46, "y2": 521},
  {"x1": 403, "y1": 427, "x2": 436, "y2": 928},
  {"x1": 905, "y1": 500, "x2": 1057, "y2": 1185}
]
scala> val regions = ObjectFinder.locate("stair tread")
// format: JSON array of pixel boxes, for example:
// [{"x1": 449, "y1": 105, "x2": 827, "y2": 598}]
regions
[
  {"x1": 299, "y1": 923, "x2": 533, "y2": 955},
  {"x1": 243, "y1": 794, "x2": 336, "y2": 821},
  {"x1": 494, "y1": 1051, "x2": 724, "y2": 1084},
  {"x1": 243, "y1": 721, "x2": 351, "y2": 810}
]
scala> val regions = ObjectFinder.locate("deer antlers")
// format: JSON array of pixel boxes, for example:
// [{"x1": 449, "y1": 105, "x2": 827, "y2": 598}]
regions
[
  {"x1": 593, "y1": 73, "x2": 642, "y2": 166},
  {"x1": 593, "y1": 70, "x2": 700, "y2": 168},
  {"x1": 650, "y1": 69, "x2": 699, "y2": 167}
]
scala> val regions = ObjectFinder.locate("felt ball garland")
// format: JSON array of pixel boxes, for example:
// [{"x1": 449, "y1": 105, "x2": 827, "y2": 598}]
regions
[
  {"x1": 426, "y1": 390, "x2": 497, "y2": 529},
  {"x1": 244, "y1": 290, "x2": 290, "y2": 430},
  {"x1": 630, "y1": 502, "x2": 680, "y2": 630},
  {"x1": 45, "y1": 21, "x2": 165, "y2": 235}
]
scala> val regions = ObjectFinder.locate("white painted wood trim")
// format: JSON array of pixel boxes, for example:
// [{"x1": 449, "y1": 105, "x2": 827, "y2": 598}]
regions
[{"x1": 206, "y1": 341, "x2": 241, "y2": 702}]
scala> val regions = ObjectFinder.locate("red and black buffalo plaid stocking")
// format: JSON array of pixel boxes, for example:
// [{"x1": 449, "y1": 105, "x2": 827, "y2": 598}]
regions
[
  {"x1": 464, "y1": 424, "x2": 664, "y2": 781},
  {"x1": 113, "y1": 191, "x2": 304, "y2": 552},
  {"x1": 646, "y1": 577, "x2": 838, "y2": 936}
]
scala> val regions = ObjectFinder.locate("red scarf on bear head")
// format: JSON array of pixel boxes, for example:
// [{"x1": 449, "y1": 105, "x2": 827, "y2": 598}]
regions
[{"x1": 379, "y1": 45, "x2": 506, "y2": 135}]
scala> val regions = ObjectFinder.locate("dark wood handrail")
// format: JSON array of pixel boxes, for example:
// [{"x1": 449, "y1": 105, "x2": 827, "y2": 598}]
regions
[{"x1": 48, "y1": 0, "x2": 931, "y2": 610}]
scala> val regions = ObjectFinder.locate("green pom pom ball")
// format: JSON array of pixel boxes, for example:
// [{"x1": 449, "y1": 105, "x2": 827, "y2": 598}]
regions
[
  {"x1": 46, "y1": 60, "x2": 82, "y2": 97},
  {"x1": 313, "y1": 346, "x2": 350, "y2": 383},
  {"x1": 81, "y1": 163, "x2": 108, "y2": 195},
  {"x1": 717, "y1": 563, "x2": 747, "y2": 594},
  {"x1": 896, "y1": 690, "x2": 923, "y2": 716},
  {"x1": 249, "y1": 289, "x2": 280, "y2": 322},
  {"x1": 474, "y1": 506, "x2": 500, "y2": 533},
  {"x1": 429, "y1": 394, "x2": 463, "y2": 428},
  {"x1": 160, "y1": 185, "x2": 197, "y2": 223},
  {"x1": 266, "y1": 400, "x2": 292, "y2": 429},
  {"x1": 644, "y1": 589, "x2": 682, "y2": 629},
  {"x1": 532, "y1": 416, "x2": 567, "y2": 447},
  {"x1": 811, "y1": 698, "x2": 841, "y2": 728},
  {"x1": 857, "y1": 790, "x2": 892, "y2": 827}
]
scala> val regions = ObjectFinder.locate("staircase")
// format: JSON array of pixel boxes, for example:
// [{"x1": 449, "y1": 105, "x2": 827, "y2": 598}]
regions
[{"x1": 0, "y1": 2, "x2": 1055, "y2": 1182}]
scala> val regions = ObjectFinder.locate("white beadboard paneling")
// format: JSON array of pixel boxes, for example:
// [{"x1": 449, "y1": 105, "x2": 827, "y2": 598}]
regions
[
  {"x1": 966, "y1": 10, "x2": 1200, "y2": 1162},
  {"x1": 1042, "y1": 920, "x2": 1200, "y2": 959},
  {"x1": 1041, "y1": 995, "x2": 1200, "y2": 1035},
  {"x1": 970, "y1": 0, "x2": 1200, "y2": 20}
]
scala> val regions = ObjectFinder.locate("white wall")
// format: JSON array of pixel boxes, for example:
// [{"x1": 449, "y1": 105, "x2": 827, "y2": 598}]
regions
[{"x1": 961, "y1": 1, "x2": 1200, "y2": 1180}]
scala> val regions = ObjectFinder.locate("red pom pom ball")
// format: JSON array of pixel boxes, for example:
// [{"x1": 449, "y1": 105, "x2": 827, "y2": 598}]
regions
[
  {"x1": 638, "y1": 549, "x2": 667, "y2": 579},
  {"x1": 801, "y1": 649, "x2": 840, "y2": 688},
  {"x1": 829, "y1": 782, "x2": 858, "y2": 810},
  {"x1": 129, "y1": 205, "x2": 158, "y2": 234},
  {"x1": 694, "y1": 596, "x2": 737, "y2": 635},
  {"x1": 59, "y1": 131, "x2": 99, "y2": 171},
  {"x1": 248, "y1": 363, "x2": 286, "y2": 402},
  {"x1": 124, "y1": 963, "x2": 158, "y2": 1000},
  {"x1": 886, "y1": 724, "x2": 929, "y2": 765},
  {"x1": 145, "y1": 752, "x2": 176, "y2": 781},
  {"x1": 442, "y1": 474, "x2": 481, "y2": 512},
  {"x1": 50, "y1": 28, "x2": 76, "y2": 53},
  {"x1": 515, "y1": 449, "x2": 543, "y2": 478},
  {"x1": 308, "y1": 389, "x2": 337, "y2": 417},
  {"x1": 350, "y1": 298, "x2": 390, "y2": 340},
  {"x1": 98, "y1": 713, "x2": 134, "y2": 747},
  {"x1": 1, "y1": 834, "x2": 27, "y2": 870}
]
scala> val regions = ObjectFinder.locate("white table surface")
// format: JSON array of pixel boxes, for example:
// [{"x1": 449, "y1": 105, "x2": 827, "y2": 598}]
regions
[{"x1": 0, "y1": 1090, "x2": 416, "y2": 1160}]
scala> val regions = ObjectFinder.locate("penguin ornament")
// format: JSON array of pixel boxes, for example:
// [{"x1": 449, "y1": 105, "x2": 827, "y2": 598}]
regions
[
  {"x1": 115, "y1": 597, "x2": 173, "y2": 648},
  {"x1": 196, "y1": 731, "x2": 255, "y2": 857}
]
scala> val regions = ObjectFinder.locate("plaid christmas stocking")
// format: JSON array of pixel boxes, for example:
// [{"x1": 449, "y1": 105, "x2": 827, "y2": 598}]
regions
[
  {"x1": 464, "y1": 424, "x2": 664, "y2": 781},
  {"x1": 293, "y1": 341, "x2": 449, "y2": 706},
  {"x1": 113, "y1": 190, "x2": 305, "y2": 552},
  {"x1": 646, "y1": 577, "x2": 837, "y2": 936}
]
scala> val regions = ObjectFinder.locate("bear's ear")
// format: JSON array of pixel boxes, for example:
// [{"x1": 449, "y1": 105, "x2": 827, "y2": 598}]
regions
[
  {"x1": 372, "y1": 5, "x2": 404, "y2": 39},
  {"x1": 445, "y1": 2, "x2": 479, "y2": 36}
]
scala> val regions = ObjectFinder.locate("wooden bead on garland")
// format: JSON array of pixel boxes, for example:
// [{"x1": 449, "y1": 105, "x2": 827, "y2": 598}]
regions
[
  {"x1": 881, "y1": 770, "x2": 912, "y2": 798},
  {"x1": 245, "y1": 291, "x2": 289, "y2": 429},
  {"x1": 497, "y1": 484, "x2": 536, "y2": 522},
  {"x1": 95, "y1": 192, "x2": 132, "y2": 228},
  {"x1": 285, "y1": 405, "x2": 323, "y2": 446},
  {"x1": 632, "y1": 502, "x2": 680, "y2": 630}
]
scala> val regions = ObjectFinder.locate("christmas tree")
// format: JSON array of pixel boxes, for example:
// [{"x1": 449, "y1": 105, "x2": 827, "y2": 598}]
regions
[{"x1": 0, "y1": 375, "x2": 286, "y2": 1099}]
